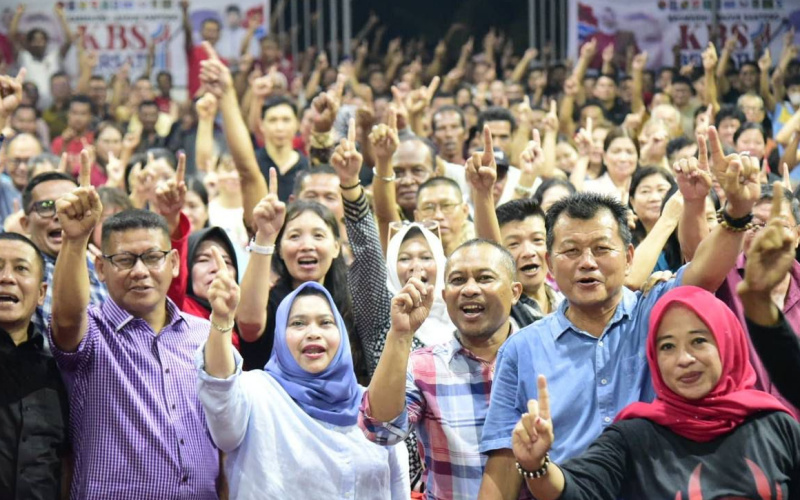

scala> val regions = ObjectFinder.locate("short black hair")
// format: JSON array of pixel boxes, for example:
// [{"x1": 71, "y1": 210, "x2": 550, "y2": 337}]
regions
[
  {"x1": 758, "y1": 183, "x2": 800, "y2": 225},
  {"x1": 446, "y1": 238, "x2": 517, "y2": 281},
  {"x1": 532, "y1": 178, "x2": 577, "y2": 209},
  {"x1": 715, "y1": 104, "x2": 747, "y2": 128},
  {"x1": 740, "y1": 60, "x2": 759, "y2": 73},
  {"x1": 27, "y1": 28, "x2": 47, "y2": 44},
  {"x1": 496, "y1": 198, "x2": 546, "y2": 229},
  {"x1": 477, "y1": 106, "x2": 517, "y2": 134},
  {"x1": 432, "y1": 105, "x2": 466, "y2": 132},
  {"x1": 101, "y1": 209, "x2": 170, "y2": 252},
  {"x1": 667, "y1": 136, "x2": 695, "y2": 158},
  {"x1": 69, "y1": 94, "x2": 93, "y2": 110},
  {"x1": 417, "y1": 176, "x2": 463, "y2": 202},
  {"x1": 22, "y1": 172, "x2": 78, "y2": 214},
  {"x1": 292, "y1": 164, "x2": 339, "y2": 198},
  {"x1": 156, "y1": 71, "x2": 173, "y2": 83},
  {"x1": 671, "y1": 75, "x2": 694, "y2": 90},
  {"x1": 12, "y1": 104, "x2": 37, "y2": 118},
  {"x1": 262, "y1": 96, "x2": 298, "y2": 119},
  {"x1": 226, "y1": 5, "x2": 241, "y2": 14},
  {"x1": 733, "y1": 121, "x2": 767, "y2": 144},
  {"x1": 545, "y1": 193, "x2": 632, "y2": 252},
  {"x1": 0, "y1": 232, "x2": 46, "y2": 281},
  {"x1": 201, "y1": 18, "x2": 221, "y2": 29},
  {"x1": 138, "y1": 99, "x2": 159, "y2": 111}
]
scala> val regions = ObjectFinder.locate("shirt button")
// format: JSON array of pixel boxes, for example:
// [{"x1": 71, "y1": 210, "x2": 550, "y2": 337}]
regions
[
  {"x1": 604, "y1": 416, "x2": 611, "y2": 423},
  {"x1": 182, "y1": 475, "x2": 188, "y2": 483},
  {"x1": 180, "y1": 438, "x2": 185, "y2": 445},
  {"x1": 601, "y1": 378, "x2": 608, "y2": 385},
  {"x1": 171, "y1": 404, "x2": 176, "y2": 410},
  {"x1": 165, "y1": 368, "x2": 171, "y2": 374},
  {"x1": 598, "y1": 341, "x2": 604, "y2": 347}
]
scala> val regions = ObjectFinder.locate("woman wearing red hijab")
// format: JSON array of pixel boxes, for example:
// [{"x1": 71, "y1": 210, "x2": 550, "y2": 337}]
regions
[{"x1": 510, "y1": 286, "x2": 800, "y2": 500}]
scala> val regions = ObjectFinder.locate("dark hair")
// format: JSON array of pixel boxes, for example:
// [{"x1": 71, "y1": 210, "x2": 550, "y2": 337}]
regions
[
  {"x1": 446, "y1": 238, "x2": 517, "y2": 281},
  {"x1": 432, "y1": 105, "x2": 466, "y2": 132},
  {"x1": 733, "y1": 122, "x2": 767, "y2": 144},
  {"x1": 27, "y1": 153, "x2": 61, "y2": 181},
  {"x1": 715, "y1": 105, "x2": 747, "y2": 128},
  {"x1": 186, "y1": 177, "x2": 209, "y2": 210},
  {"x1": 759, "y1": 183, "x2": 800, "y2": 225},
  {"x1": 26, "y1": 28, "x2": 47, "y2": 44},
  {"x1": 666, "y1": 136, "x2": 695, "y2": 159},
  {"x1": 68, "y1": 94, "x2": 93, "y2": 111},
  {"x1": 89, "y1": 74, "x2": 106, "y2": 83},
  {"x1": 96, "y1": 121, "x2": 124, "y2": 142},
  {"x1": 97, "y1": 187, "x2": 134, "y2": 212},
  {"x1": 292, "y1": 165, "x2": 339, "y2": 198},
  {"x1": 671, "y1": 75, "x2": 694, "y2": 91},
  {"x1": 786, "y1": 75, "x2": 800, "y2": 89},
  {"x1": 477, "y1": 106, "x2": 517, "y2": 134},
  {"x1": 138, "y1": 99, "x2": 159, "y2": 111},
  {"x1": 156, "y1": 71, "x2": 173, "y2": 83},
  {"x1": 261, "y1": 96, "x2": 298, "y2": 119},
  {"x1": 201, "y1": 18, "x2": 221, "y2": 30},
  {"x1": 629, "y1": 166, "x2": 677, "y2": 205},
  {"x1": 496, "y1": 198, "x2": 546, "y2": 229},
  {"x1": 22, "y1": 172, "x2": 77, "y2": 214},
  {"x1": 740, "y1": 61, "x2": 759, "y2": 73},
  {"x1": 578, "y1": 99, "x2": 611, "y2": 122},
  {"x1": 0, "y1": 232, "x2": 46, "y2": 281},
  {"x1": 12, "y1": 104, "x2": 37, "y2": 118},
  {"x1": 532, "y1": 178, "x2": 577, "y2": 210},
  {"x1": 545, "y1": 193, "x2": 632, "y2": 252},
  {"x1": 101, "y1": 209, "x2": 170, "y2": 251},
  {"x1": 148, "y1": 148, "x2": 177, "y2": 169},
  {"x1": 225, "y1": 5, "x2": 242, "y2": 14},
  {"x1": 417, "y1": 177, "x2": 463, "y2": 202},
  {"x1": 50, "y1": 71, "x2": 69, "y2": 82}
]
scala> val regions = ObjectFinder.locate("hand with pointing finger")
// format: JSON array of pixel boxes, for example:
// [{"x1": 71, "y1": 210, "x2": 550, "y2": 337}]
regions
[
  {"x1": 512, "y1": 375, "x2": 554, "y2": 472},
  {"x1": 153, "y1": 152, "x2": 187, "y2": 228},
  {"x1": 0, "y1": 67, "x2": 26, "y2": 130},
  {"x1": 465, "y1": 125, "x2": 498, "y2": 196},
  {"x1": 330, "y1": 118, "x2": 363, "y2": 188},
  {"x1": 673, "y1": 133, "x2": 712, "y2": 202},
  {"x1": 252, "y1": 167, "x2": 286, "y2": 245},
  {"x1": 56, "y1": 149, "x2": 103, "y2": 241},
  {"x1": 208, "y1": 246, "x2": 240, "y2": 326}
]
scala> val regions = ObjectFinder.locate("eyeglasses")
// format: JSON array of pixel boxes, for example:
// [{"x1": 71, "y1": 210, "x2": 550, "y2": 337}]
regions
[
  {"x1": 418, "y1": 202, "x2": 461, "y2": 217},
  {"x1": 8, "y1": 157, "x2": 32, "y2": 167},
  {"x1": 29, "y1": 200, "x2": 57, "y2": 218},
  {"x1": 103, "y1": 250, "x2": 171, "y2": 270}
]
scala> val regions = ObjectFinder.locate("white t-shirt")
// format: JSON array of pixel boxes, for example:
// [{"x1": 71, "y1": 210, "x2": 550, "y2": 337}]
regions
[{"x1": 19, "y1": 50, "x2": 61, "y2": 110}]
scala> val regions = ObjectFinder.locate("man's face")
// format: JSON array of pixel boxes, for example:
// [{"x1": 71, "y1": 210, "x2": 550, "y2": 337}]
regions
[
  {"x1": 443, "y1": 244, "x2": 521, "y2": 340},
  {"x1": 261, "y1": 39, "x2": 279, "y2": 62},
  {"x1": 743, "y1": 200, "x2": 800, "y2": 254},
  {"x1": 134, "y1": 79, "x2": 155, "y2": 101},
  {"x1": 392, "y1": 141, "x2": 434, "y2": 212},
  {"x1": 297, "y1": 173, "x2": 343, "y2": 221},
  {"x1": 415, "y1": 184, "x2": 468, "y2": 249},
  {"x1": 226, "y1": 10, "x2": 241, "y2": 29},
  {"x1": 546, "y1": 209, "x2": 633, "y2": 312},
  {"x1": 500, "y1": 216, "x2": 548, "y2": 296},
  {"x1": 21, "y1": 180, "x2": 77, "y2": 258},
  {"x1": 261, "y1": 104, "x2": 298, "y2": 149},
  {"x1": 139, "y1": 105, "x2": 159, "y2": 133},
  {"x1": 593, "y1": 76, "x2": 616, "y2": 102},
  {"x1": 88, "y1": 79, "x2": 108, "y2": 109},
  {"x1": 6, "y1": 135, "x2": 43, "y2": 191},
  {"x1": 67, "y1": 102, "x2": 92, "y2": 134},
  {"x1": 618, "y1": 79, "x2": 633, "y2": 103},
  {"x1": 718, "y1": 117, "x2": 741, "y2": 147},
  {"x1": 671, "y1": 83, "x2": 692, "y2": 107},
  {"x1": 739, "y1": 95, "x2": 765, "y2": 124},
  {"x1": 29, "y1": 31, "x2": 47, "y2": 58},
  {"x1": 11, "y1": 108, "x2": 37, "y2": 135},
  {"x1": 485, "y1": 120, "x2": 513, "y2": 157},
  {"x1": 368, "y1": 72, "x2": 388, "y2": 95},
  {"x1": 432, "y1": 111, "x2": 466, "y2": 160},
  {"x1": 157, "y1": 73, "x2": 172, "y2": 95},
  {"x1": 96, "y1": 228, "x2": 179, "y2": 318},
  {"x1": 0, "y1": 240, "x2": 46, "y2": 331},
  {"x1": 51, "y1": 76, "x2": 70, "y2": 102},
  {"x1": 739, "y1": 65, "x2": 758, "y2": 91},
  {"x1": 201, "y1": 20, "x2": 221, "y2": 45}
]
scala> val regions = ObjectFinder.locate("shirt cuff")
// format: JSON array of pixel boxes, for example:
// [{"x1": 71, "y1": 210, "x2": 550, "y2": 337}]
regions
[
  {"x1": 195, "y1": 340, "x2": 244, "y2": 392},
  {"x1": 342, "y1": 189, "x2": 371, "y2": 222}
]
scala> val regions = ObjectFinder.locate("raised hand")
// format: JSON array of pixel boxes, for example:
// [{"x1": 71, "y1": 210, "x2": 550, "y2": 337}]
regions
[
  {"x1": 153, "y1": 152, "x2": 187, "y2": 221},
  {"x1": 579, "y1": 38, "x2": 597, "y2": 60},
  {"x1": 739, "y1": 183, "x2": 797, "y2": 296},
  {"x1": 198, "y1": 42, "x2": 233, "y2": 98},
  {"x1": 512, "y1": 375, "x2": 554, "y2": 472},
  {"x1": 330, "y1": 118, "x2": 363, "y2": 186},
  {"x1": 601, "y1": 43, "x2": 615, "y2": 64},
  {"x1": 311, "y1": 73, "x2": 345, "y2": 134},
  {"x1": 105, "y1": 151, "x2": 125, "y2": 189},
  {"x1": 208, "y1": 246, "x2": 240, "y2": 324},
  {"x1": 390, "y1": 277, "x2": 434, "y2": 337},
  {"x1": 0, "y1": 68, "x2": 26, "y2": 125},
  {"x1": 195, "y1": 93, "x2": 218, "y2": 121},
  {"x1": 674, "y1": 135, "x2": 712, "y2": 202},
  {"x1": 519, "y1": 129, "x2": 544, "y2": 179},
  {"x1": 574, "y1": 116, "x2": 593, "y2": 157},
  {"x1": 702, "y1": 42, "x2": 717, "y2": 71},
  {"x1": 369, "y1": 108, "x2": 399, "y2": 165},
  {"x1": 631, "y1": 51, "x2": 648, "y2": 72},
  {"x1": 541, "y1": 99, "x2": 558, "y2": 133},
  {"x1": 758, "y1": 48, "x2": 772, "y2": 73},
  {"x1": 465, "y1": 126, "x2": 497, "y2": 194},
  {"x1": 55, "y1": 149, "x2": 103, "y2": 241},
  {"x1": 252, "y1": 168, "x2": 286, "y2": 244},
  {"x1": 708, "y1": 125, "x2": 761, "y2": 218},
  {"x1": 121, "y1": 129, "x2": 141, "y2": 154},
  {"x1": 405, "y1": 76, "x2": 440, "y2": 116}
]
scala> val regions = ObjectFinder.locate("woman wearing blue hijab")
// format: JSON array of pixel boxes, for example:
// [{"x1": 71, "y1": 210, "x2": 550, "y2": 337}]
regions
[{"x1": 196, "y1": 247, "x2": 409, "y2": 499}]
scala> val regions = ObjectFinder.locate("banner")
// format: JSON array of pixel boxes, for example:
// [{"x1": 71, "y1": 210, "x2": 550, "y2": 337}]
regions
[
  {"x1": 568, "y1": 0, "x2": 800, "y2": 70},
  {"x1": 3, "y1": 0, "x2": 268, "y2": 87}
]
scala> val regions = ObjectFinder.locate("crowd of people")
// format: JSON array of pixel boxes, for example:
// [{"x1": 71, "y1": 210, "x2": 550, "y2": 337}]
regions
[{"x1": 2, "y1": 1, "x2": 800, "y2": 499}]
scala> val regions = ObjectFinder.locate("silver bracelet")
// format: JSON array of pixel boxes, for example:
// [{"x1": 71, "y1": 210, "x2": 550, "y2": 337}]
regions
[
  {"x1": 210, "y1": 315, "x2": 235, "y2": 334},
  {"x1": 246, "y1": 239, "x2": 275, "y2": 255},
  {"x1": 372, "y1": 167, "x2": 396, "y2": 182}
]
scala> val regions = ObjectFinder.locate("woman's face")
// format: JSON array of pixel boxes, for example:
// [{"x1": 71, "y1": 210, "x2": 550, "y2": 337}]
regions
[
  {"x1": 183, "y1": 191, "x2": 208, "y2": 232},
  {"x1": 396, "y1": 235, "x2": 437, "y2": 286},
  {"x1": 604, "y1": 137, "x2": 638, "y2": 182},
  {"x1": 286, "y1": 294, "x2": 341, "y2": 374},
  {"x1": 191, "y1": 239, "x2": 236, "y2": 300},
  {"x1": 656, "y1": 305, "x2": 722, "y2": 400},
  {"x1": 95, "y1": 127, "x2": 122, "y2": 161},
  {"x1": 280, "y1": 211, "x2": 341, "y2": 286},
  {"x1": 590, "y1": 127, "x2": 609, "y2": 165},
  {"x1": 631, "y1": 174, "x2": 672, "y2": 226},
  {"x1": 735, "y1": 129, "x2": 766, "y2": 161},
  {"x1": 217, "y1": 156, "x2": 241, "y2": 195},
  {"x1": 541, "y1": 185, "x2": 573, "y2": 213},
  {"x1": 556, "y1": 142, "x2": 578, "y2": 173}
]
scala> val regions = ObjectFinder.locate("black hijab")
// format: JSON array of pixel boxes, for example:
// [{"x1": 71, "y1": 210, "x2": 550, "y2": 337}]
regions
[{"x1": 186, "y1": 227, "x2": 239, "y2": 311}]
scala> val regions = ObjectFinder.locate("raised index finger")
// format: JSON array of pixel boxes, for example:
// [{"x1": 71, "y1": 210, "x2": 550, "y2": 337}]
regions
[
  {"x1": 210, "y1": 246, "x2": 228, "y2": 276},
  {"x1": 202, "y1": 41, "x2": 220, "y2": 61},
  {"x1": 387, "y1": 107, "x2": 397, "y2": 131},
  {"x1": 176, "y1": 152, "x2": 186, "y2": 184},
  {"x1": 707, "y1": 126, "x2": 725, "y2": 164},
  {"x1": 483, "y1": 125, "x2": 494, "y2": 155},
  {"x1": 268, "y1": 167, "x2": 278, "y2": 196},
  {"x1": 347, "y1": 117, "x2": 356, "y2": 143},
  {"x1": 770, "y1": 181, "x2": 784, "y2": 222},
  {"x1": 426, "y1": 76, "x2": 440, "y2": 98},
  {"x1": 537, "y1": 374, "x2": 551, "y2": 421},
  {"x1": 79, "y1": 149, "x2": 92, "y2": 187}
]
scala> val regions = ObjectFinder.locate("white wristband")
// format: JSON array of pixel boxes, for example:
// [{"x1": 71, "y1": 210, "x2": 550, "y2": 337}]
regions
[{"x1": 246, "y1": 240, "x2": 275, "y2": 255}]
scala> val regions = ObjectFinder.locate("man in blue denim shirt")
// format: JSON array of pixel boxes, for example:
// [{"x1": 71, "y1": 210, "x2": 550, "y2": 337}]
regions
[{"x1": 477, "y1": 130, "x2": 764, "y2": 499}]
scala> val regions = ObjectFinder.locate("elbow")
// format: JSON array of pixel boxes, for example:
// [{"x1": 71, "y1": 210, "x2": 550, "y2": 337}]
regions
[{"x1": 236, "y1": 319, "x2": 266, "y2": 343}]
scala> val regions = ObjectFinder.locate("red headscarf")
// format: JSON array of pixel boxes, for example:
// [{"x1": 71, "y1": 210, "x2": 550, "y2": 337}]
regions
[{"x1": 616, "y1": 286, "x2": 789, "y2": 442}]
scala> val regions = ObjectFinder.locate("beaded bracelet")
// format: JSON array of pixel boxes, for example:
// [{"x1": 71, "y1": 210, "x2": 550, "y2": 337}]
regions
[
  {"x1": 715, "y1": 208, "x2": 754, "y2": 232},
  {"x1": 516, "y1": 453, "x2": 550, "y2": 479}
]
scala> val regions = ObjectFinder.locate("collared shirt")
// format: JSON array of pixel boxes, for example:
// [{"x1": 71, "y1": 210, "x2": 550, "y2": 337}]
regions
[
  {"x1": 34, "y1": 252, "x2": 108, "y2": 340},
  {"x1": 47, "y1": 297, "x2": 219, "y2": 500},
  {"x1": 510, "y1": 284, "x2": 565, "y2": 329},
  {"x1": 0, "y1": 326, "x2": 68, "y2": 500},
  {"x1": 481, "y1": 267, "x2": 686, "y2": 462},
  {"x1": 716, "y1": 253, "x2": 800, "y2": 418},
  {"x1": 196, "y1": 347, "x2": 409, "y2": 499},
  {"x1": 359, "y1": 327, "x2": 517, "y2": 500}
]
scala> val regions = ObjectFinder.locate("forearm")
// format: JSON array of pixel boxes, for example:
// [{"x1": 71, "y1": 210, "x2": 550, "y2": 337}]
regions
[
  {"x1": 478, "y1": 451, "x2": 524, "y2": 500},
  {"x1": 366, "y1": 330, "x2": 413, "y2": 422},
  {"x1": 677, "y1": 199, "x2": 708, "y2": 262},
  {"x1": 51, "y1": 238, "x2": 90, "y2": 351},
  {"x1": 776, "y1": 111, "x2": 800, "y2": 145},
  {"x1": 625, "y1": 217, "x2": 679, "y2": 289},
  {"x1": 761, "y1": 71, "x2": 776, "y2": 112},
  {"x1": 632, "y1": 71, "x2": 645, "y2": 115},
  {"x1": 683, "y1": 224, "x2": 744, "y2": 291},
  {"x1": 195, "y1": 118, "x2": 215, "y2": 172},
  {"x1": 235, "y1": 234, "x2": 274, "y2": 341},
  {"x1": 182, "y1": 8, "x2": 193, "y2": 51},
  {"x1": 472, "y1": 190, "x2": 502, "y2": 243},
  {"x1": 511, "y1": 122, "x2": 531, "y2": 168},
  {"x1": 523, "y1": 464, "x2": 566, "y2": 500},
  {"x1": 705, "y1": 69, "x2": 720, "y2": 113},
  {"x1": 204, "y1": 323, "x2": 237, "y2": 378},
  {"x1": 570, "y1": 157, "x2": 589, "y2": 190},
  {"x1": 425, "y1": 56, "x2": 444, "y2": 80},
  {"x1": 510, "y1": 56, "x2": 532, "y2": 83},
  {"x1": 373, "y1": 159, "x2": 402, "y2": 223},
  {"x1": 542, "y1": 129, "x2": 557, "y2": 179},
  {"x1": 780, "y1": 133, "x2": 799, "y2": 172},
  {"x1": 559, "y1": 96, "x2": 576, "y2": 137},
  {"x1": 247, "y1": 94, "x2": 264, "y2": 134},
  {"x1": 240, "y1": 30, "x2": 255, "y2": 57},
  {"x1": 739, "y1": 290, "x2": 780, "y2": 327}
]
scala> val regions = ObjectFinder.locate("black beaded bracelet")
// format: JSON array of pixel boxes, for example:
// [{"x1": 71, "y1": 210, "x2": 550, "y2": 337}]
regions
[
  {"x1": 516, "y1": 453, "x2": 550, "y2": 479},
  {"x1": 341, "y1": 180, "x2": 362, "y2": 191},
  {"x1": 716, "y1": 208, "x2": 754, "y2": 232}
]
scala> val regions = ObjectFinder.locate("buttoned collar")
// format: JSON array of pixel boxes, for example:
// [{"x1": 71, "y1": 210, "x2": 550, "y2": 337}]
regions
[
  {"x1": 552, "y1": 287, "x2": 636, "y2": 340},
  {"x1": 0, "y1": 323, "x2": 43, "y2": 351},
  {"x1": 101, "y1": 295, "x2": 185, "y2": 334}
]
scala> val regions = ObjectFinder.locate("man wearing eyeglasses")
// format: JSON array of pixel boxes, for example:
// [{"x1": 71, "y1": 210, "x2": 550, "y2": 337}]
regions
[
  {"x1": 715, "y1": 183, "x2": 800, "y2": 419},
  {"x1": 47, "y1": 159, "x2": 220, "y2": 498},
  {"x1": 3, "y1": 132, "x2": 42, "y2": 193},
  {"x1": 415, "y1": 177, "x2": 473, "y2": 257},
  {"x1": 20, "y1": 171, "x2": 107, "y2": 335}
]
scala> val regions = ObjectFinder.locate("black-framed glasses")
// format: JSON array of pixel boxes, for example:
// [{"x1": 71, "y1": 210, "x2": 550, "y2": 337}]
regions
[
  {"x1": 29, "y1": 200, "x2": 57, "y2": 218},
  {"x1": 103, "y1": 250, "x2": 171, "y2": 270}
]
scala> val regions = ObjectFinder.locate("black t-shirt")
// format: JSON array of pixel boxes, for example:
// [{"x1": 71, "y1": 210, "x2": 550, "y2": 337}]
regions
[
  {"x1": 747, "y1": 314, "x2": 800, "y2": 410},
  {"x1": 255, "y1": 147, "x2": 310, "y2": 203},
  {"x1": 558, "y1": 412, "x2": 800, "y2": 500}
]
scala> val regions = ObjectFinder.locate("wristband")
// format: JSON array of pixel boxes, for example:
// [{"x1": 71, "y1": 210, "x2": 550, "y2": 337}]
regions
[
  {"x1": 246, "y1": 239, "x2": 275, "y2": 255},
  {"x1": 516, "y1": 453, "x2": 550, "y2": 479},
  {"x1": 341, "y1": 180, "x2": 362, "y2": 190},
  {"x1": 372, "y1": 167, "x2": 396, "y2": 183},
  {"x1": 716, "y1": 207, "x2": 754, "y2": 232},
  {"x1": 514, "y1": 185, "x2": 535, "y2": 197},
  {"x1": 210, "y1": 314, "x2": 235, "y2": 334}
]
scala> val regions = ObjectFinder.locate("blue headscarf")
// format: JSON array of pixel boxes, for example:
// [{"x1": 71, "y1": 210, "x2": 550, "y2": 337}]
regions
[{"x1": 264, "y1": 281, "x2": 362, "y2": 426}]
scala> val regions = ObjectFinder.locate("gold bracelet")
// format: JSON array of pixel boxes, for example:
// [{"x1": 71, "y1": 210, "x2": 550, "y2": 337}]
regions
[{"x1": 210, "y1": 315, "x2": 235, "y2": 334}]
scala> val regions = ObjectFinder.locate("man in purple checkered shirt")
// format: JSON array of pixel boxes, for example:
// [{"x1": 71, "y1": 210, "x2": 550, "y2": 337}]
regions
[{"x1": 46, "y1": 159, "x2": 220, "y2": 500}]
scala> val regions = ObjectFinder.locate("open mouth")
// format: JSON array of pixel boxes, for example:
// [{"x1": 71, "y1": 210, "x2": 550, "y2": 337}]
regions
[
  {"x1": 519, "y1": 263, "x2": 540, "y2": 275},
  {"x1": 0, "y1": 293, "x2": 20, "y2": 304},
  {"x1": 302, "y1": 344, "x2": 326, "y2": 359},
  {"x1": 460, "y1": 303, "x2": 485, "y2": 319},
  {"x1": 48, "y1": 230, "x2": 63, "y2": 241},
  {"x1": 576, "y1": 277, "x2": 601, "y2": 286},
  {"x1": 297, "y1": 257, "x2": 319, "y2": 270}
]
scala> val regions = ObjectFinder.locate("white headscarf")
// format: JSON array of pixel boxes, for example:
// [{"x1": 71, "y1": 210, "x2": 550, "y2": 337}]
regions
[{"x1": 385, "y1": 223, "x2": 454, "y2": 347}]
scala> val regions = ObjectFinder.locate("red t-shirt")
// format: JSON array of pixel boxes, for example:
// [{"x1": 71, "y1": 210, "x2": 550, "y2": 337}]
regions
[
  {"x1": 154, "y1": 95, "x2": 172, "y2": 114},
  {"x1": 51, "y1": 132, "x2": 95, "y2": 175},
  {"x1": 187, "y1": 44, "x2": 228, "y2": 99}
]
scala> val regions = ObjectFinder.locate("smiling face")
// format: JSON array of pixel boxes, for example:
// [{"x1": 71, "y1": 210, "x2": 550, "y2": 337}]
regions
[
  {"x1": 21, "y1": 179, "x2": 77, "y2": 258},
  {"x1": 415, "y1": 184, "x2": 468, "y2": 251},
  {"x1": 735, "y1": 128, "x2": 766, "y2": 161},
  {"x1": 191, "y1": 239, "x2": 236, "y2": 300},
  {"x1": 0, "y1": 240, "x2": 46, "y2": 332},
  {"x1": 656, "y1": 305, "x2": 722, "y2": 400},
  {"x1": 285, "y1": 294, "x2": 341, "y2": 374},
  {"x1": 261, "y1": 103, "x2": 299, "y2": 149},
  {"x1": 631, "y1": 173, "x2": 672, "y2": 227},
  {"x1": 604, "y1": 137, "x2": 638, "y2": 183},
  {"x1": 547, "y1": 209, "x2": 633, "y2": 312},
  {"x1": 279, "y1": 210, "x2": 341, "y2": 287},
  {"x1": 500, "y1": 216, "x2": 548, "y2": 296},
  {"x1": 396, "y1": 234, "x2": 437, "y2": 286}
]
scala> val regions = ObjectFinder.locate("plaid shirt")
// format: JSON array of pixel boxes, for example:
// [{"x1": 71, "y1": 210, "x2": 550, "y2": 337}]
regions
[
  {"x1": 360, "y1": 330, "x2": 516, "y2": 500},
  {"x1": 34, "y1": 252, "x2": 108, "y2": 338}
]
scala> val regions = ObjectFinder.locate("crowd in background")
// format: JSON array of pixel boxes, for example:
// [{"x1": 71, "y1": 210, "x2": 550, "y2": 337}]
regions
[{"x1": 3, "y1": 1, "x2": 800, "y2": 499}]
